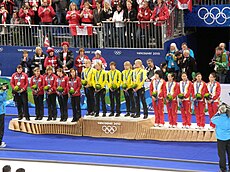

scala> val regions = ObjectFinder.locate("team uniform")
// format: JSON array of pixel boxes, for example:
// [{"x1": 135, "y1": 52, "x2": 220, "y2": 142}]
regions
[
  {"x1": 10, "y1": 72, "x2": 30, "y2": 120},
  {"x1": 55, "y1": 75, "x2": 69, "y2": 121},
  {"x1": 107, "y1": 69, "x2": 122, "y2": 116},
  {"x1": 165, "y1": 81, "x2": 179, "y2": 126},
  {"x1": 121, "y1": 69, "x2": 135, "y2": 116},
  {"x1": 43, "y1": 73, "x2": 57, "y2": 120},
  {"x1": 92, "y1": 69, "x2": 107, "y2": 117},
  {"x1": 193, "y1": 80, "x2": 208, "y2": 128},
  {"x1": 179, "y1": 80, "x2": 193, "y2": 127},
  {"x1": 30, "y1": 74, "x2": 44, "y2": 120},
  {"x1": 206, "y1": 81, "x2": 221, "y2": 128},
  {"x1": 81, "y1": 67, "x2": 95, "y2": 116},
  {"x1": 150, "y1": 78, "x2": 166, "y2": 125},
  {"x1": 132, "y1": 68, "x2": 148, "y2": 118},
  {"x1": 68, "y1": 76, "x2": 82, "y2": 122}
]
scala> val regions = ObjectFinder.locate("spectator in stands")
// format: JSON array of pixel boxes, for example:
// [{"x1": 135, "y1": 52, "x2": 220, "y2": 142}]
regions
[
  {"x1": 93, "y1": 1, "x2": 103, "y2": 26},
  {"x1": 16, "y1": 168, "x2": 25, "y2": 172},
  {"x1": 160, "y1": 62, "x2": 168, "y2": 81},
  {"x1": 2, "y1": 165, "x2": 11, "y2": 172},
  {"x1": 174, "y1": 50, "x2": 183, "y2": 81},
  {"x1": 124, "y1": 0, "x2": 137, "y2": 47},
  {"x1": 165, "y1": 43, "x2": 179, "y2": 80},
  {"x1": 71, "y1": 0, "x2": 81, "y2": 9},
  {"x1": 145, "y1": 58, "x2": 160, "y2": 81},
  {"x1": 19, "y1": 4, "x2": 35, "y2": 24},
  {"x1": 75, "y1": 48, "x2": 89, "y2": 76},
  {"x1": 80, "y1": 0, "x2": 96, "y2": 9},
  {"x1": 181, "y1": 42, "x2": 195, "y2": 59},
  {"x1": 58, "y1": 41, "x2": 74, "y2": 72},
  {"x1": 20, "y1": 50, "x2": 32, "y2": 76},
  {"x1": 0, "y1": 83, "x2": 7, "y2": 148},
  {"x1": 38, "y1": 0, "x2": 56, "y2": 24},
  {"x1": 29, "y1": 0, "x2": 40, "y2": 24},
  {"x1": 113, "y1": 4, "x2": 125, "y2": 47},
  {"x1": 31, "y1": 46, "x2": 47, "y2": 74},
  {"x1": 137, "y1": 1, "x2": 152, "y2": 48},
  {"x1": 210, "y1": 46, "x2": 228, "y2": 83},
  {"x1": 80, "y1": 2, "x2": 93, "y2": 25},
  {"x1": 180, "y1": 49, "x2": 196, "y2": 81},
  {"x1": 66, "y1": 2, "x2": 80, "y2": 47},
  {"x1": 92, "y1": 50, "x2": 107, "y2": 69},
  {"x1": 101, "y1": 2, "x2": 113, "y2": 22},
  {"x1": 11, "y1": 10, "x2": 20, "y2": 25},
  {"x1": 44, "y1": 47, "x2": 58, "y2": 72},
  {"x1": 53, "y1": 0, "x2": 69, "y2": 24},
  {"x1": 219, "y1": 43, "x2": 230, "y2": 83},
  {"x1": 0, "y1": 4, "x2": 8, "y2": 34},
  {"x1": 1, "y1": 0, "x2": 15, "y2": 24}
]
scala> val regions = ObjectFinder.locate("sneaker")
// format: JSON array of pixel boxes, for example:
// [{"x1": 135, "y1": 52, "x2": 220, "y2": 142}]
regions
[
  {"x1": 159, "y1": 124, "x2": 164, "y2": 127},
  {"x1": 115, "y1": 113, "x2": 120, "y2": 117},
  {"x1": 0, "y1": 142, "x2": 6, "y2": 148},
  {"x1": 102, "y1": 113, "x2": 106, "y2": 117},
  {"x1": 182, "y1": 125, "x2": 186, "y2": 129},
  {"x1": 35, "y1": 117, "x2": 39, "y2": 120},
  {"x1": 143, "y1": 114, "x2": 148, "y2": 119},
  {"x1": 109, "y1": 113, "x2": 114, "y2": 117},
  {"x1": 195, "y1": 126, "x2": 199, "y2": 129},
  {"x1": 172, "y1": 125, "x2": 177, "y2": 128},
  {"x1": 130, "y1": 113, "x2": 135, "y2": 117},
  {"x1": 168, "y1": 125, "x2": 172, "y2": 128},
  {"x1": 95, "y1": 114, "x2": 99, "y2": 117},
  {"x1": 154, "y1": 123, "x2": 159, "y2": 127},
  {"x1": 124, "y1": 113, "x2": 130, "y2": 117},
  {"x1": 133, "y1": 114, "x2": 140, "y2": 118},
  {"x1": 185, "y1": 125, "x2": 190, "y2": 129}
]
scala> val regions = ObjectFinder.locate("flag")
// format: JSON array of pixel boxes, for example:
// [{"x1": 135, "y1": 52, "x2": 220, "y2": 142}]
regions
[
  {"x1": 44, "y1": 35, "x2": 50, "y2": 47},
  {"x1": 177, "y1": 0, "x2": 192, "y2": 12},
  {"x1": 76, "y1": 25, "x2": 93, "y2": 36}
]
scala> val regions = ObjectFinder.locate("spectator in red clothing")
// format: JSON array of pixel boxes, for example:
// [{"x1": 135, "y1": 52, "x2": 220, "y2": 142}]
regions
[
  {"x1": 66, "y1": 2, "x2": 80, "y2": 47},
  {"x1": 137, "y1": 1, "x2": 151, "y2": 48},
  {"x1": 19, "y1": 5, "x2": 35, "y2": 24},
  {"x1": 38, "y1": 0, "x2": 56, "y2": 24},
  {"x1": 80, "y1": 2, "x2": 93, "y2": 25},
  {"x1": 150, "y1": 0, "x2": 169, "y2": 25},
  {"x1": 75, "y1": 48, "x2": 89, "y2": 76},
  {"x1": 0, "y1": 4, "x2": 8, "y2": 34},
  {"x1": 80, "y1": 0, "x2": 96, "y2": 9},
  {"x1": 44, "y1": 47, "x2": 59, "y2": 73},
  {"x1": 1, "y1": 0, "x2": 15, "y2": 23},
  {"x1": 92, "y1": 50, "x2": 107, "y2": 69},
  {"x1": 29, "y1": 0, "x2": 40, "y2": 24}
]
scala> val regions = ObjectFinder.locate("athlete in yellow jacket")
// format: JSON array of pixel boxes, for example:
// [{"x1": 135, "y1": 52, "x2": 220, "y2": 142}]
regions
[
  {"x1": 121, "y1": 61, "x2": 135, "y2": 117},
  {"x1": 107, "y1": 61, "x2": 121, "y2": 117},
  {"x1": 132, "y1": 59, "x2": 148, "y2": 119},
  {"x1": 92, "y1": 62, "x2": 107, "y2": 117}
]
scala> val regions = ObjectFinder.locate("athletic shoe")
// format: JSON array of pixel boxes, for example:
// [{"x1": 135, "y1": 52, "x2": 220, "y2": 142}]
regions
[
  {"x1": 154, "y1": 124, "x2": 159, "y2": 127},
  {"x1": 0, "y1": 142, "x2": 6, "y2": 148},
  {"x1": 159, "y1": 124, "x2": 164, "y2": 127},
  {"x1": 124, "y1": 113, "x2": 130, "y2": 117}
]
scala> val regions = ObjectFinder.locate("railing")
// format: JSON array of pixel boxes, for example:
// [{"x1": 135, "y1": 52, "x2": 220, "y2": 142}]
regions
[
  {"x1": 193, "y1": 0, "x2": 229, "y2": 5},
  {"x1": 0, "y1": 8, "x2": 183, "y2": 49}
]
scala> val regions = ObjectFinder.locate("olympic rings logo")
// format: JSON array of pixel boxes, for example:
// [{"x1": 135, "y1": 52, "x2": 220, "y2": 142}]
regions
[
  {"x1": 102, "y1": 125, "x2": 117, "y2": 134},
  {"x1": 114, "y1": 50, "x2": 122, "y2": 56},
  {"x1": 198, "y1": 7, "x2": 230, "y2": 25}
]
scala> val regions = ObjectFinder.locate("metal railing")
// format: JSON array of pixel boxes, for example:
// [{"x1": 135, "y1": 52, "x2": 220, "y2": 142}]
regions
[
  {"x1": 0, "y1": 8, "x2": 183, "y2": 49},
  {"x1": 193, "y1": 0, "x2": 229, "y2": 5}
]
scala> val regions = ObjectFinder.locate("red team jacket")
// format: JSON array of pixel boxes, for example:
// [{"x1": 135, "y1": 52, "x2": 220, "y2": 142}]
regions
[
  {"x1": 30, "y1": 75, "x2": 44, "y2": 95},
  {"x1": 55, "y1": 75, "x2": 69, "y2": 95},
  {"x1": 68, "y1": 76, "x2": 82, "y2": 97},
  {"x1": 43, "y1": 73, "x2": 57, "y2": 94},
  {"x1": 38, "y1": 5, "x2": 56, "y2": 23},
  {"x1": 10, "y1": 72, "x2": 28, "y2": 91},
  {"x1": 164, "y1": 81, "x2": 179, "y2": 101},
  {"x1": 179, "y1": 80, "x2": 194, "y2": 101},
  {"x1": 193, "y1": 81, "x2": 208, "y2": 101},
  {"x1": 44, "y1": 56, "x2": 59, "y2": 70},
  {"x1": 75, "y1": 55, "x2": 89, "y2": 74},
  {"x1": 206, "y1": 81, "x2": 221, "y2": 103},
  {"x1": 149, "y1": 78, "x2": 166, "y2": 99},
  {"x1": 18, "y1": 8, "x2": 35, "y2": 24},
  {"x1": 151, "y1": 3, "x2": 169, "y2": 25}
]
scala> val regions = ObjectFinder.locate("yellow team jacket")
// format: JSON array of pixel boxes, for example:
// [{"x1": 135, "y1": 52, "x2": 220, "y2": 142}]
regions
[
  {"x1": 81, "y1": 67, "x2": 95, "y2": 87},
  {"x1": 107, "y1": 69, "x2": 122, "y2": 89},
  {"x1": 92, "y1": 69, "x2": 107, "y2": 89},
  {"x1": 121, "y1": 69, "x2": 133, "y2": 89},
  {"x1": 132, "y1": 68, "x2": 147, "y2": 90}
]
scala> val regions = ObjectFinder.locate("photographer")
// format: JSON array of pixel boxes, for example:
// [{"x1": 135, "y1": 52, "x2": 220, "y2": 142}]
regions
[
  {"x1": 0, "y1": 83, "x2": 8, "y2": 148},
  {"x1": 211, "y1": 103, "x2": 230, "y2": 172}
]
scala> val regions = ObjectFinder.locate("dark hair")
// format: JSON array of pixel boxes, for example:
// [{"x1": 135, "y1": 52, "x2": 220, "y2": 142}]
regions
[
  {"x1": 216, "y1": 46, "x2": 223, "y2": 51},
  {"x1": 110, "y1": 61, "x2": 116, "y2": 66},
  {"x1": 154, "y1": 70, "x2": 163, "y2": 78},
  {"x1": 174, "y1": 51, "x2": 182, "y2": 57},
  {"x1": 56, "y1": 68, "x2": 66, "y2": 76},
  {"x1": 69, "y1": 68, "x2": 77, "y2": 78},
  {"x1": 160, "y1": 62, "x2": 167, "y2": 68},
  {"x1": 168, "y1": 72, "x2": 175, "y2": 80},
  {"x1": 16, "y1": 168, "x2": 25, "y2": 172},
  {"x1": 181, "y1": 42, "x2": 187, "y2": 46},
  {"x1": 3, "y1": 165, "x2": 11, "y2": 172},
  {"x1": 209, "y1": 72, "x2": 217, "y2": 79},
  {"x1": 146, "y1": 58, "x2": 153, "y2": 63},
  {"x1": 195, "y1": 72, "x2": 202, "y2": 77}
]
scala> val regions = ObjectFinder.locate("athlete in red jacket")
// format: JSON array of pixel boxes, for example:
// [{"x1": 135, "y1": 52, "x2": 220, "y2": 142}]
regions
[
  {"x1": 75, "y1": 48, "x2": 89, "y2": 76},
  {"x1": 56, "y1": 68, "x2": 69, "y2": 122},
  {"x1": 68, "y1": 68, "x2": 82, "y2": 122},
  {"x1": 193, "y1": 73, "x2": 208, "y2": 129},
  {"x1": 10, "y1": 65, "x2": 30, "y2": 120},
  {"x1": 30, "y1": 67, "x2": 44, "y2": 120},
  {"x1": 44, "y1": 47, "x2": 58, "y2": 72},
  {"x1": 178, "y1": 72, "x2": 194, "y2": 128},
  {"x1": 150, "y1": 70, "x2": 166, "y2": 127},
  {"x1": 206, "y1": 72, "x2": 221, "y2": 129},
  {"x1": 165, "y1": 73, "x2": 179, "y2": 127}
]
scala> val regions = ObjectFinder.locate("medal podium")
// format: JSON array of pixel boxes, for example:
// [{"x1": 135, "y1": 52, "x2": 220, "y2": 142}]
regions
[{"x1": 9, "y1": 114, "x2": 216, "y2": 142}]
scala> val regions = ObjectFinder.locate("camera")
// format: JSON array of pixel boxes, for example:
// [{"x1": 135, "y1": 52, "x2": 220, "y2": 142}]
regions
[
  {"x1": 209, "y1": 59, "x2": 216, "y2": 66},
  {"x1": 0, "y1": 82, "x2": 8, "y2": 91}
]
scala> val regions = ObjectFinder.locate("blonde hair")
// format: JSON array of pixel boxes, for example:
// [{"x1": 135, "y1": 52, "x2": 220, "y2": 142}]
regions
[
  {"x1": 95, "y1": 62, "x2": 103, "y2": 68},
  {"x1": 135, "y1": 59, "x2": 143, "y2": 66},
  {"x1": 46, "y1": 65, "x2": 53, "y2": 72},
  {"x1": 85, "y1": 59, "x2": 91, "y2": 64},
  {"x1": 104, "y1": 2, "x2": 112, "y2": 11},
  {"x1": 35, "y1": 47, "x2": 42, "y2": 54},
  {"x1": 69, "y1": 2, "x2": 78, "y2": 11},
  {"x1": 183, "y1": 49, "x2": 190, "y2": 55},
  {"x1": 124, "y1": 61, "x2": 132, "y2": 69}
]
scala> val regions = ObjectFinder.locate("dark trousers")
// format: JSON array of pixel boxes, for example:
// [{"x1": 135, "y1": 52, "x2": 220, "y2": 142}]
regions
[
  {"x1": 14, "y1": 91, "x2": 30, "y2": 118},
  {"x1": 109, "y1": 88, "x2": 121, "y2": 114},
  {"x1": 57, "y1": 94, "x2": 68, "y2": 120},
  {"x1": 217, "y1": 139, "x2": 230, "y2": 172},
  {"x1": 71, "y1": 96, "x2": 81, "y2": 120},
  {"x1": 33, "y1": 94, "x2": 44, "y2": 118},
  {"x1": 134, "y1": 87, "x2": 148, "y2": 115},
  {"x1": 47, "y1": 93, "x2": 57, "y2": 119},
  {"x1": 85, "y1": 87, "x2": 95, "y2": 114},
  {"x1": 0, "y1": 114, "x2": 5, "y2": 144},
  {"x1": 124, "y1": 88, "x2": 135, "y2": 113},
  {"x1": 95, "y1": 88, "x2": 107, "y2": 114}
]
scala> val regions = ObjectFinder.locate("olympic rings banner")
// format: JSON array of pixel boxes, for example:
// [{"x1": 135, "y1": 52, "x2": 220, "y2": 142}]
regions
[{"x1": 184, "y1": 5, "x2": 230, "y2": 27}]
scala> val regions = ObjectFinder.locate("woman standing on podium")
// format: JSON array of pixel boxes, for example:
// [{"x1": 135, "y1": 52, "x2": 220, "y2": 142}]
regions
[{"x1": 68, "y1": 68, "x2": 82, "y2": 122}]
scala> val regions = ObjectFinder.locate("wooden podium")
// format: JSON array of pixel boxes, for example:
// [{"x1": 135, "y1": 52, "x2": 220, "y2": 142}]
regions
[{"x1": 9, "y1": 115, "x2": 217, "y2": 142}]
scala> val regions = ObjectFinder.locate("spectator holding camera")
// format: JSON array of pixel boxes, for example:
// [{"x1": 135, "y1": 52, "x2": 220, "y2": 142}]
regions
[
  {"x1": 38, "y1": 0, "x2": 56, "y2": 25},
  {"x1": 19, "y1": 4, "x2": 35, "y2": 24},
  {"x1": 0, "y1": 83, "x2": 7, "y2": 148},
  {"x1": 211, "y1": 103, "x2": 230, "y2": 172}
]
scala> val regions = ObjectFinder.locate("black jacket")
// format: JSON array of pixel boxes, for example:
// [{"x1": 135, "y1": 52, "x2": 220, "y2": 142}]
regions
[
  {"x1": 93, "y1": 8, "x2": 103, "y2": 25},
  {"x1": 124, "y1": 8, "x2": 137, "y2": 21},
  {"x1": 58, "y1": 50, "x2": 74, "y2": 69},
  {"x1": 20, "y1": 57, "x2": 32, "y2": 76},
  {"x1": 180, "y1": 56, "x2": 197, "y2": 81},
  {"x1": 31, "y1": 53, "x2": 47, "y2": 74},
  {"x1": 101, "y1": 9, "x2": 113, "y2": 21}
]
